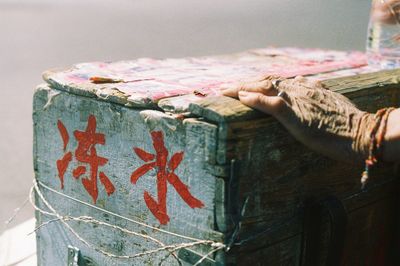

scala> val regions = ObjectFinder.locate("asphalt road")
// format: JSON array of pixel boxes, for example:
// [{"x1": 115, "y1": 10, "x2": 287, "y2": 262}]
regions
[{"x1": 0, "y1": 0, "x2": 370, "y2": 226}]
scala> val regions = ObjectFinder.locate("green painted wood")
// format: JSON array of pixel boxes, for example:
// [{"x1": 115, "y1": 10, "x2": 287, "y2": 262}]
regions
[
  {"x1": 33, "y1": 84, "x2": 223, "y2": 265},
  {"x1": 34, "y1": 55, "x2": 400, "y2": 265}
]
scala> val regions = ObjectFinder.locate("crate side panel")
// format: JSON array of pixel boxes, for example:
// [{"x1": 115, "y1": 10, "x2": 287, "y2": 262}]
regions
[
  {"x1": 234, "y1": 234, "x2": 302, "y2": 266},
  {"x1": 222, "y1": 104, "x2": 399, "y2": 263},
  {"x1": 33, "y1": 85, "x2": 222, "y2": 265}
]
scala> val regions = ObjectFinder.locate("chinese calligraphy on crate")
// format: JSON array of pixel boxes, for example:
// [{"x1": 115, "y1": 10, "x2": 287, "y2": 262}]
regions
[
  {"x1": 34, "y1": 47, "x2": 399, "y2": 265},
  {"x1": 131, "y1": 131, "x2": 204, "y2": 225},
  {"x1": 56, "y1": 115, "x2": 115, "y2": 204},
  {"x1": 56, "y1": 114, "x2": 203, "y2": 225}
]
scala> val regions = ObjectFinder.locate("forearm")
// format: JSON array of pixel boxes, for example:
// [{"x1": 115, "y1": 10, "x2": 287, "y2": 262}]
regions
[
  {"x1": 221, "y1": 76, "x2": 399, "y2": 164},
  {"x1": 383, "y1": 108, "x2": 400, "y2": 162}
]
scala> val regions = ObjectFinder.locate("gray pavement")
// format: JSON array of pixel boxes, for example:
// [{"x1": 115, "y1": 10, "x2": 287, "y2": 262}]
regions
[{"x1": 0, "y1": 0, "x2": 370, "y2": 225}]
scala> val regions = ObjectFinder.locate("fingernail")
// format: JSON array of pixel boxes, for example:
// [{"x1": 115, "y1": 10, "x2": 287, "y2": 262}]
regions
[
  {"x1": 238, "y1": 91, "x2": 249, "y2": 97},
  {"x1": 220, "y1": 83, "x2": 234, "y2": 90},
  {"x1": 221, "y1": 87, "x2": 235, "y2": 96}
]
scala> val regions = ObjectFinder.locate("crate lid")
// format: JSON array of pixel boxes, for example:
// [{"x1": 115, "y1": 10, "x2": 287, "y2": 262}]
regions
[{"x1": 43, "y1": 47, "x2": 371, "y2": 113}]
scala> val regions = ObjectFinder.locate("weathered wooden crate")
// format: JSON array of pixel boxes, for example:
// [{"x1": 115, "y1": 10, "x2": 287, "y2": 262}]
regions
[{"x1": 33, "y1": 48, "x2": 400, "y2": 265}]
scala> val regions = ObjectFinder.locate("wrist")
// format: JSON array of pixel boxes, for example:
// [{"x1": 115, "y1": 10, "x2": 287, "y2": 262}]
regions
[
  {"x1": 354, "y1": 108, "x2": 396, "y2": 187},
  {"x1": 351, "y1": 108, "x2": 396, "y2": 162},
  {"x1": 382, "y1": 108, "x2": 400, "y2": 162},
  {"x1": 352, "y1": 112, "x2": 375, "y2": 161}
]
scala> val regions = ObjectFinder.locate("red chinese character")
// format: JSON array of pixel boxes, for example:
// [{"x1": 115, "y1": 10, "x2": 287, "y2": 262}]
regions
[
  {"x1": 130, "y1": 131, "x2": 204, "y2": 225},
  {"x1": 56, "y1": 120, "x2": 72, "y2": 189},
  {"x1": 56, "y1": 115, "x2": 115, "y2": 203}
]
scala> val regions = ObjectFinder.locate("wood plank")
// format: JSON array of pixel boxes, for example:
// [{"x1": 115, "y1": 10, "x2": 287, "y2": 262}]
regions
[
  {"x1": 233, "y1": 234, "x2": 303, "y2": 266},
  {"x1": 189, "y1": 96, "x2": 264, "y2": 123},
  {"x1": 197, "y1": 70, "x2": 400, "y2": 264},
  {"x1": 189, "y1": 69, "x2": 400, "y2": 123},
  {"x1": 225, "y1": 181, "x2": 399, "y2": 265},
  {"x1": 43, "y1": 48, "x2": 369, "y2": 110},
  {"x1": 340, "y1": 194, "x2": 398, "y2": 266},
  {"x1": 322, "y1": 68, "x2": 400, "y2": 93}
]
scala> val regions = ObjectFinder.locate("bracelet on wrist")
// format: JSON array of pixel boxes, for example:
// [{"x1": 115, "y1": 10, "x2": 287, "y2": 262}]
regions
[{"x1": 361, "y1": 107, "x2": 395, "y2": 189}]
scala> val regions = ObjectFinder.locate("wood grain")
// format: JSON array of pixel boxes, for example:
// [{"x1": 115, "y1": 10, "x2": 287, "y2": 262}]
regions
[
  {"x1": 33, "y1": 84, "x2": 223, "y2": 265},
  {"x1": 188, "y1": 69, "x2": 400, "y2": 265},
  {"x1": 36, "y1": 64, "x2": 400, "y2": 265},
  {"x1": 189, "y1": 68, "x2": 400, "y2": 122}
]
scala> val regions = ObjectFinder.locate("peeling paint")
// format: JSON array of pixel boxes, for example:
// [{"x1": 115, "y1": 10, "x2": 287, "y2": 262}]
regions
[
  {"x1": 139, "y1": 110, "x2": 180, "y2": 132},
  {"x1": 43, "y1": 87, "x2": 60, "y2": 110}
]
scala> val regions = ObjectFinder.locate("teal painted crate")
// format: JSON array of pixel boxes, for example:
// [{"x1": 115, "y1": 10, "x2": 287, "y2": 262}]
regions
[
  {"x1": 33, "y1": 84, "x2": 223, "y2": 265},
  {"x1": 33, "y1": 48, "x2": 400, "y2": 265}
]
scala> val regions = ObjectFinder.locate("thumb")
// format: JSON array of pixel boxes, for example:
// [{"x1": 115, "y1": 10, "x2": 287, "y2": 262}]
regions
[{"x1": 238, "y1": 91, "x2": 286, "y2": 116}]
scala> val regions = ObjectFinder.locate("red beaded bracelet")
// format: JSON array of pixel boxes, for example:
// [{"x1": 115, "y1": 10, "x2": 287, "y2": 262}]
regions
[{"x1": 361, "y1": 107, "x2": 395, "y2": 189}]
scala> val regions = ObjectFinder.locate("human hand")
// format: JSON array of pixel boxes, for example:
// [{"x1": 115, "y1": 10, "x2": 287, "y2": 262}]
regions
[{"x1": 221, "y1": 76, "x2": 377, "y2": 163}]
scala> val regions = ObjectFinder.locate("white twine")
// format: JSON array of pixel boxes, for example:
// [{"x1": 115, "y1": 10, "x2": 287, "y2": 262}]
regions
[
  {"x1": 193, "y1": 245, "x2": 225, "y2": 266},
  {"x1": 31, "y1": 179, "x2": 225, "y2": 265},
  {"x1": 37, "y1": 180, "x2": 206, "y2": 242}
]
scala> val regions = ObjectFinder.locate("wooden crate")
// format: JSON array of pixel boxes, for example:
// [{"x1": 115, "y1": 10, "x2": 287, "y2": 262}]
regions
[{"x1": 33, "y1": 48, "x2": 400, "y2": 265}]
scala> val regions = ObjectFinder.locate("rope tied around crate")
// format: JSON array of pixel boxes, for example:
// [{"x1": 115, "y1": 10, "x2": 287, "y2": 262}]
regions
[{"x1": 31, "y1": 179, "x2": 225, "y2": 265}]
